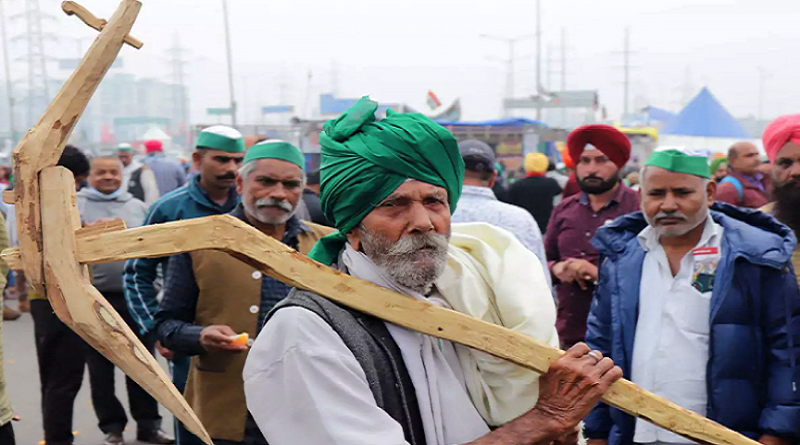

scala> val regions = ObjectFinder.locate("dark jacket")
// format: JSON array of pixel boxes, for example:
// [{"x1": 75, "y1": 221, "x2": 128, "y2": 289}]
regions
[
  {"x1": 302, "y1": 189, "x2": 332, "y2": 227},
  {"x1": 507, "y1": 175, "x2": 562, "y2": 232},
  {"x1": 716, "y1": 170, "x2": 771, "y2": 209},
  {"x1": 585, "y1": 203, "x2": 800, "y2": 444}
]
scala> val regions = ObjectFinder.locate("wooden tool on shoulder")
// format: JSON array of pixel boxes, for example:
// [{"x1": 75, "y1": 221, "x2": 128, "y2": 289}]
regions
[{"x1": 2, "y1": 2, "x2": 763, "y2": 445}]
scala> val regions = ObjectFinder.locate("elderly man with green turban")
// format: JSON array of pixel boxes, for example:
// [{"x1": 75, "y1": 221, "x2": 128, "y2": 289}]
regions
[{"x1": 243, "y1": 97, "x2": 622, "y2": 445}]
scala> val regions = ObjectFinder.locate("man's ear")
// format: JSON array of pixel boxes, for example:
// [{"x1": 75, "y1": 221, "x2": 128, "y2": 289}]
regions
[
  {"x1": 707, "y1": 179, "x2": 717, "y2": 205},
  {"x1": 192, "y1": 151, "x2": 203, "y2": 170},
  {"x1": 236, "y1": 173, "x2": 244, "y2": 195},
  {"x1": 346, "y1": 228, "x2": 362, "y2": 251},
  {"x1": 486, "y1": 170, "x2": 498, "y2": 188}
]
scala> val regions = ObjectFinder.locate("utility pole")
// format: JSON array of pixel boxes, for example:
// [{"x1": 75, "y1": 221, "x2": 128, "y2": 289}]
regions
[
  {"x1": 757, "y1": 67, "x2": 770, "y2": 121},
  {"x1": 0, "y1": 0, "x2": 15, "y2": 142},
  {"x1": 221, "y1": 0, "x2": 237, "y2": 126},
  {"x1": 14, "y1": 0, "x2": 53, "y2": 128},
  {"x1": 535, "y1": 0, "x2": 542, "y2": 120},
  {"x1": 330, "y1": 59, "x2": 339, "y2": 95},
  {"x1": 481, "y1": 33, "x2": 535, "y2": 117},
  {"x1": 622, "y1": 27, "x2": 630, "y2": 117},
  {"x1": 166, "y1": 33, "x2": 190, "y2": 134}
]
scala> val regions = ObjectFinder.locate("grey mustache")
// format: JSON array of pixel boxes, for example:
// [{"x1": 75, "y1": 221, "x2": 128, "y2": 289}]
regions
[
  {"x1": 255, "y1": 198, "x2": 293, "y2": 212},
  {"x1": 654, "y1": 212, "x2": 687, "y2": 222}
]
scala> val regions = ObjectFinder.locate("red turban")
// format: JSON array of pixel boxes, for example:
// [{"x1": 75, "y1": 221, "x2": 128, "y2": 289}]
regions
[
  {"x1": 144, "y1": 139, "x2": 163, "y2": 153},
  {"x1": 567, "y1": 125, "x2": 631, "y2": 169},
  {"x1": 763, "y1": 114, "x2": 800, "y2": 163}
]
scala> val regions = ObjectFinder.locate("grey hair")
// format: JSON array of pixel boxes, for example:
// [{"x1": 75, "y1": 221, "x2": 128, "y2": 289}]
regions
[{"x1": 237, "y1": 159, "x2": 307, "y2": 186}]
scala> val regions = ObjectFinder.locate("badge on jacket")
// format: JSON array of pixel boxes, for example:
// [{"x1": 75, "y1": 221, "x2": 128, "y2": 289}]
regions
[{"x1": 692, "y1": 247, "x2": 719, "y2": 293}]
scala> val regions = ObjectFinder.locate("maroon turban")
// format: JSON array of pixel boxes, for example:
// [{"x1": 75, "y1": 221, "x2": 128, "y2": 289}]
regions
[
  {"x1": 567, "y1": 125, "x2": 631, "y2": 169},
  {"x1": 763, "y1": 114, "x2": 800, "y2": 164}
]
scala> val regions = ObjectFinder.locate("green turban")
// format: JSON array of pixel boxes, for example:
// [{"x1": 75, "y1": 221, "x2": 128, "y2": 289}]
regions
[
  {"x1": 709, "y1": 156, "x2": 727, "y2": 176},
  {"x1": 309, "y1": 96, "x2": 464, "y2": 265}
]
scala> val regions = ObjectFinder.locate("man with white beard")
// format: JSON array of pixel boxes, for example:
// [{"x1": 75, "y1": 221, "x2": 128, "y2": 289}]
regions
[
  {"x1": 153, "y1": 140, "x2": 332, "y2": 445},
  {"x1": 244, "y1": 97, "x2": 622, "y2": 445}
]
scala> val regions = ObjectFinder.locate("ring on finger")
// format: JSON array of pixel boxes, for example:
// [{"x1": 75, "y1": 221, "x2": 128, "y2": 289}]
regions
[{"x1": 587, "y1": 351, "x2": 602, "y2": 364}]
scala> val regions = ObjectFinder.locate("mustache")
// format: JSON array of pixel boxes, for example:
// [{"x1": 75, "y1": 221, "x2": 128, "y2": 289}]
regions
[
  {"x1": 255, "y1": 197, "x2": 293, "y2": 212},
  {"x1": 653, "y1": 211, "x2": 688, "y2": 223},
  {"x1": 216, "y1": 172, "x2": 236, "y2": 180},
  {"x1": 386, "y1": 232, "x2": 449, "y2": 256}
]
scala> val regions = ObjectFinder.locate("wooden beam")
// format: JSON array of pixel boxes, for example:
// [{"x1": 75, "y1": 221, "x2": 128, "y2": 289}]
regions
[
  {"x1": 70, "y1": 215, "x2": 758, "y2": 445},
  {"x1": 62, "y1": 1, "x2": 144, "y2": 49},
  {"x1": 39, "y1": 167, "x2": 211, "y2": 445},
  {"x1": 2, "y1": 219, "x2": 127, "y2": 270},
  {"x1": 2, "y1": 190, "x2": 13, "y2": 204},
  {"x1": 12, "y1": 0, "x2": 141, "y2": 294}
]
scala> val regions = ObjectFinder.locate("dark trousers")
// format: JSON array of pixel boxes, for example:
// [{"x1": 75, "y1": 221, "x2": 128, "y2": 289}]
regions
[
  {"x1": 0, "y1": 421, "x2": 15, "y2": 445},
  {"x1": 172, "y1": 356, "x2": 204, "y2": 445},
  {"x1": 31, "y1": 299, "x2": 86, "y2": 445},
  {"x1": 86, "y1": 291, "x2": 162, "y2": 435}
]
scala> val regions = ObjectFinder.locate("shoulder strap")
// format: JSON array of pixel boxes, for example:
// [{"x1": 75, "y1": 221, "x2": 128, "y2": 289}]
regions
[{"x1": 720, "y1": 176, "x2": 744, "y2": 204}]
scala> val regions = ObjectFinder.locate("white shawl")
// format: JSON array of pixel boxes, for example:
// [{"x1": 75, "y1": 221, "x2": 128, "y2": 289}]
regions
[{"x1": 435, "y1": 222, "x2": 559, "y2": 426}]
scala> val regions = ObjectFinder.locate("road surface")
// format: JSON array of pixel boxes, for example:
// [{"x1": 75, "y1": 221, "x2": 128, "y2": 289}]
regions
[{"x1": 3, "y1": 302, "x2": 175, "y2": 445}]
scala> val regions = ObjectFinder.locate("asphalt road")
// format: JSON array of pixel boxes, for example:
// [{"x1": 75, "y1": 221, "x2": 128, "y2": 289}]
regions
[{"x1": 3, "y1": 301, "x2": 175, "y2": 445}]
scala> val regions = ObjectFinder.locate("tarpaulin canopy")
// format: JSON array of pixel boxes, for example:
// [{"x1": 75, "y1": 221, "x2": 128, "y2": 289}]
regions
[
  {"x1": 661, "y1": 88, "x2": 750, "y2": 138},
  {"x1": 437, "y1": 117, "x2": 547, "y2": 127}
]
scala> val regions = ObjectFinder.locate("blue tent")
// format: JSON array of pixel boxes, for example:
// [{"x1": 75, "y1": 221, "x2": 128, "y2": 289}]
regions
[
  {"x1": 661, "y1": 88, "x2": 750, "y2": 138},
  {"x1": 436, "y1": 117, "x2": 547, "y2": 127},
  {"x1": 644, "y1": 106, "x2": 677, "y2": 124}
]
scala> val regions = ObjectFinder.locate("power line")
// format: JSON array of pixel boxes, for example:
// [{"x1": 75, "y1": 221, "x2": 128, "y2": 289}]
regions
[
  {"x1": 481, "y1": 33, "x2": 535, "y2": 117},
  {"x1": 165, "y1": 32, "x2": 191, "y2": 131}
]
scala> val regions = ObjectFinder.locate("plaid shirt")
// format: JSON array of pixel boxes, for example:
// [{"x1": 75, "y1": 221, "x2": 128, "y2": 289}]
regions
[{"x1": 154, "y1": 204, "x2": 309, "y2": 355}]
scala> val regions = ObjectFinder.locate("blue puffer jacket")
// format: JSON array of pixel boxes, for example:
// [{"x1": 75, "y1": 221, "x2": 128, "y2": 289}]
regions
[{"x1": 585, "y1": 202, "x2": 800, "y2": 443}]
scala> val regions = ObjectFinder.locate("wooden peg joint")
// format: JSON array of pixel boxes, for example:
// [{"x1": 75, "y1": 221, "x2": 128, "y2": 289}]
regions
[{"x1": 62, "y1": 1, "x2": 143, "y2": 49}]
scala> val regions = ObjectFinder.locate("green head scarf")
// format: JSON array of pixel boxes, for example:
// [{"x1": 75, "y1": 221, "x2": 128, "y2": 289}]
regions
[
  {"x1": 709, "y1": 156, "x2": 727, "y2": 176},
  {"x1": 308, "y1": 96, "x2": 464, "y2": 265}
]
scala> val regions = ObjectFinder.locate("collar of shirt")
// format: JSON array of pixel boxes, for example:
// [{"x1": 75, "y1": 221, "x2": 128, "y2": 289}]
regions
[
  {"x1": 578, "y1": 183, "x2": 626, "y2": 210},
  {"x1": 229, "y1": 203, "x2": 310, "y2": 245},
  {"x1": 637, "y1": 213, "x2": 721, "y2": 253},
  {"x1": 460, "y1": 185, "x2": 498, "y2": 201}
]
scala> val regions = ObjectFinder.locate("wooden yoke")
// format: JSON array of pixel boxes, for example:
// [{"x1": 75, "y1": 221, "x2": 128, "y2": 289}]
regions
[
  {"x1": 12, "y1": 0, "x2": 141, "y2": 294},
  {"x1": 40, "y1": 168, "x2": 211, "y2": 444},
  {"x1": 6, "y1": 214, "x2": 755, "y2": 445},
  {"x1": 8, "y1": 1, "x2": 213, "y2": 443}
]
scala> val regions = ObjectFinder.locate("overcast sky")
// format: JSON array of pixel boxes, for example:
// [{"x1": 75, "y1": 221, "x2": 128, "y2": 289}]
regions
[{"x1": 11, "y1": 0, "x2": 800, "y2": 123}]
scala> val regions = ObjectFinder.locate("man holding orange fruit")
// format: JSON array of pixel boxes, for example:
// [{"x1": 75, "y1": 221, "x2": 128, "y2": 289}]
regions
[{"x1": 153, "y1": 140, "x2": 332, "y2": 445}]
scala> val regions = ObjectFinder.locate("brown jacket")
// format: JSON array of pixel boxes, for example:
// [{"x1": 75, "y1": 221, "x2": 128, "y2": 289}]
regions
[{"x1": 184, "y1": 219, "x2": 333, "y2": 441}]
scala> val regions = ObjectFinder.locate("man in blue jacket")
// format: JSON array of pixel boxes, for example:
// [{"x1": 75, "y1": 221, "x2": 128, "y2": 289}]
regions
[
  {"x1": 585, "y1": 147, "x2": 800, "y2": 445},
  {"x1": 123, "y1": 125, "x2": 245, "y2": 445}
]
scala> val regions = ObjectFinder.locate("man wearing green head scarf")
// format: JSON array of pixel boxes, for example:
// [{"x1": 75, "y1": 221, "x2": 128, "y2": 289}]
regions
[
  {"x1": 154, "y1": 139, "x2": 332, "y2": 445},
  {"x1": 244, "y1": 97, "x2": 622, "y2": 445},
  {"x1": 585, "y1": 147, "x2": 800, "y2": 445}
]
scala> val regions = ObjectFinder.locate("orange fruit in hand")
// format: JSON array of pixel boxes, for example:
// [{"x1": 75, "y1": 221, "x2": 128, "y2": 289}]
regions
[{"x1": 229, "y1": 333, "x2": 249, "y2": 346}]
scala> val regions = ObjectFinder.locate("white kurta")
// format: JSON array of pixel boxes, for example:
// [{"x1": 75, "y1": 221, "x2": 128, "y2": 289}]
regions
[{"x1": 632, "y1": 215, "x2": 722, "y2": 445}]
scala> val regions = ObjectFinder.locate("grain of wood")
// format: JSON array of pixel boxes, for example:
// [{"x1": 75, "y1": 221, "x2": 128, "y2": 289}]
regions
[
  {"x1": 2, "y1": 190, "x2": 13, "y2": 204},
  {"x1": 72, "y1": 215, "x2": 759, "y2": 445},
  {"x1": 1, "y1": 218, "x2": 128, "y2": 270},
  {"x1": 12, "y1": 0, "x2": 142, "y2": 294},
  {"x1": 39, "y1": 167, "x2": 212, "y2": 445}
]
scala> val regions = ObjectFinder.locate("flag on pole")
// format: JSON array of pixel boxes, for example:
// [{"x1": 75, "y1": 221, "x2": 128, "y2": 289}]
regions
[{"x1": 426, "y1": 90, "x2": 442, "y2": 110}]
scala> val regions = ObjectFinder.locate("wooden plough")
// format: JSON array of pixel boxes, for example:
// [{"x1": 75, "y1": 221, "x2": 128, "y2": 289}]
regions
[{"x1": 3, "y1": 2, "x2": 762, "y2": 445}]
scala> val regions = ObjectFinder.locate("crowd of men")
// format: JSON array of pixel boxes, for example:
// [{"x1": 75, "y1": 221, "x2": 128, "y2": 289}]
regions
[{"x1": 0, "y1": 103, "x2": 798, "y2": 445}]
